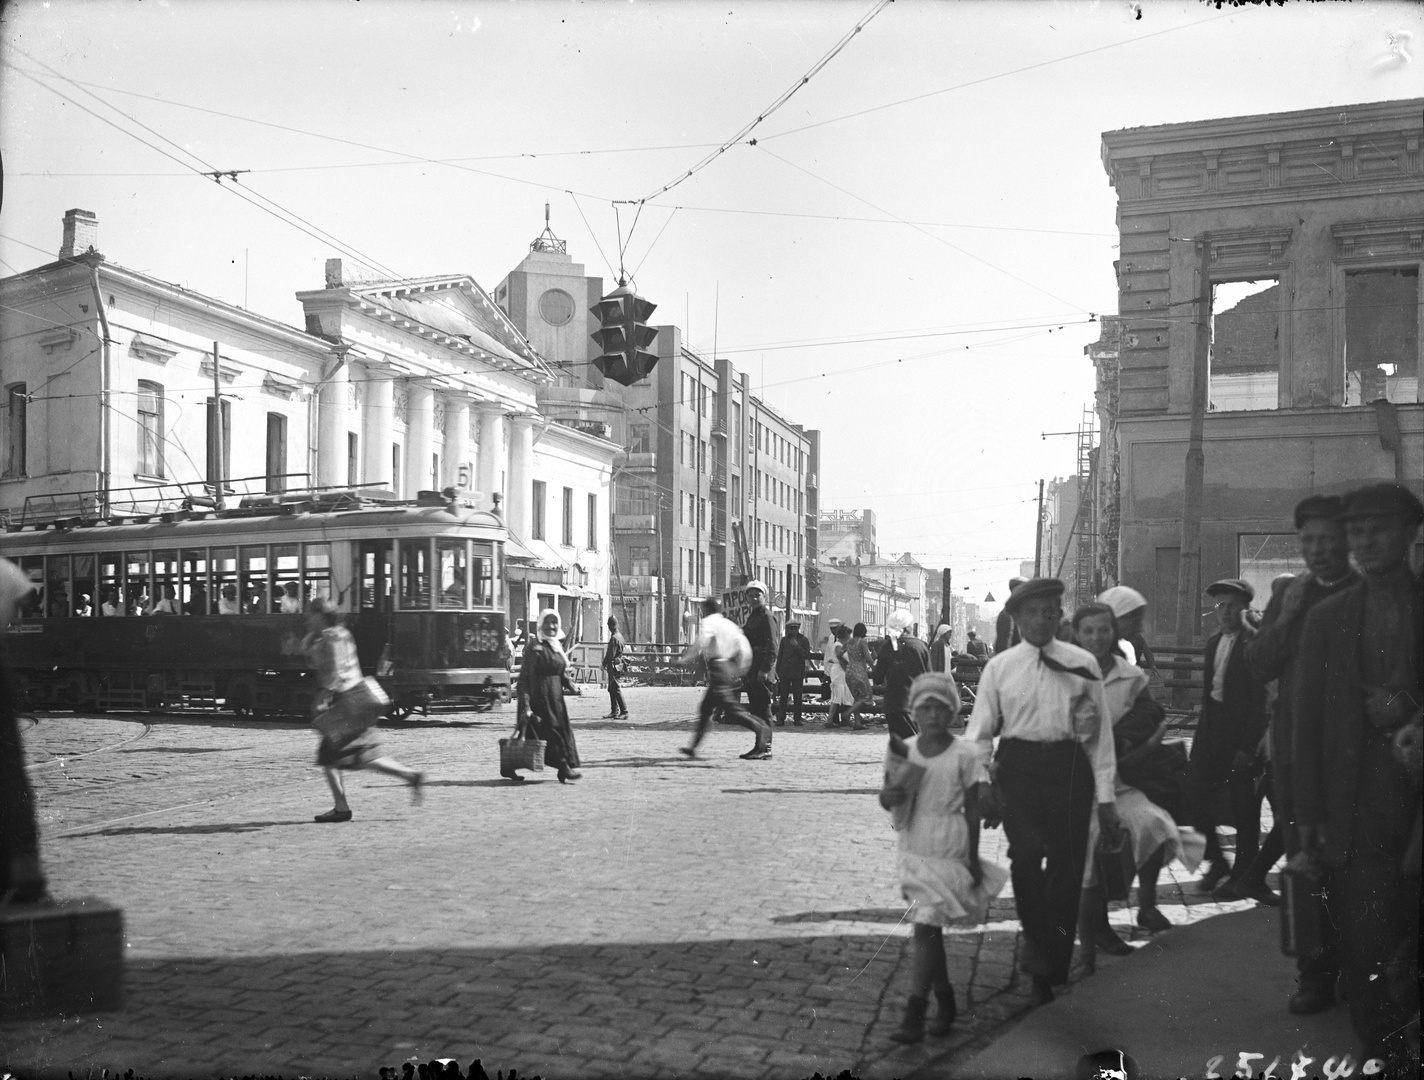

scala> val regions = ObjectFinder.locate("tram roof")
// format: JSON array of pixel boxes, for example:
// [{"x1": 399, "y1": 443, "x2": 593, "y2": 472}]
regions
[{"x1": 0, "y1": 501, "x2": 508, "y2": 553}]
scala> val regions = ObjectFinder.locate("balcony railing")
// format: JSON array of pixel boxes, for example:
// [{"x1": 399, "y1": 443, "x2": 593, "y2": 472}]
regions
[
  {"x1": 617, "y1": 451, "x2": 657, "y2": 470},
  {"x1": 711, "y1": 418, "x2": 728, "y2": 439},
  {"x1": 711, "y1": 464, "x2": 727, "y2": 490},
  {"x1": 615, "y1": 574, "x2": 661, "y2": 594},
  {"x1": 613, "y1": 513, "x2": 658, "y2": 533}
]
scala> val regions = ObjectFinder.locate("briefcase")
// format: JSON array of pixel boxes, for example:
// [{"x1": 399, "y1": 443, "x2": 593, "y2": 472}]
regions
[
  {"x1": 1095, "y1": 835, "x2": 1132, "y2": 903},
  {"x1": 1280, "y1": 856, "x2": 1327, "y2": 958}
]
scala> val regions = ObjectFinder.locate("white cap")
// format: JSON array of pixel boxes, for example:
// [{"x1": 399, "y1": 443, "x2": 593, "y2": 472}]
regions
[
  {"x1": 744, "y1": 580, "x2": 768, "y2": 594},
  {"x1": 1097, "y1": 585, "x2": 1147, "y2": 618},
  {"x1": 887, "y1": 609, "x2": 914, "y2": 631}
]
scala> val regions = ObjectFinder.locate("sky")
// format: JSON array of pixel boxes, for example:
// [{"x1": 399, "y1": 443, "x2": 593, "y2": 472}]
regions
[{"x1": 2, "y1": 0, "x2": 1421, "y2": 610}]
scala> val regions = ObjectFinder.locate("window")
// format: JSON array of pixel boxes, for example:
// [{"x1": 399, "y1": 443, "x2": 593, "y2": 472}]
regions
[
  {"x1": 532, "y1": 480, "x2": 547, "y2": 540},
  {"x1": 347, "y1": 432, "x2": 359, "y2": 487},
  {"x1": 630, "y1": 546, "x2": 651, "y2": 576},
  {"x1": 437, "y1": 539, "x2": 468, "y2": 609},
  {"x1": 137, "y1": 381, "x2": 164, "y2": 477},
  {"x1": 472, "y1": 542, "x2": 495, "y2": 606},
  {"x1": 432, "y1": 453, "x2": 441, "y2": 491},
  {"x1": 588, "y1": 493, "x2": 598, "y2": 550},
  {"x1": 399, "y1": 538, "x2": 432, "y2": 609},
  {"x1": 212, "y1": 547, "x2": 238, "y2": 614},
  {"x1": 206, "y1": 397, "x2": 231, "y2": 485},
  {"x1": 265, "y1": 413, "x2": 287, "y2": 493},
  {"x1": 304, "y1": 543, "x2": 332, "y2": 608},
  {"x1": 1345, "y1": 268, "x2": 1419, "y2": 405},
  {"x1": 4, "y1": 383, "x2": 26, "y2": 478},
  {"x1": 392, "y1": 444, "x2": 402, "y2": 497},
  {"x1": 45, "y1": 555, "x2": 71, "y2": 617},
  {"x1": 677, "y1": 493, "x2": 685, "y2": 525},
  {"x1": 698, "y1": 497, "x2": 707, "y2": 530},
  {"x1": 700, "y1": 383, "x2": 709, "y2": 417},
  {"x1": 1237, "y1": 534, "x2": 1303, "y2": 611},
  {"x1": 698, "y1": 440, "x2": 708, "y2": 474},
  {"x1": 697, "y1": 551, "x2": 706, "y2": 590},
  {"x1": 1209, "y1": 279, "x2": 1280, "y2": 412},
  {"x1": 562, "y1": 486, "x2": 574, "y2": 546},
  {"x1": 630, "y1": 423, "x2": 652, "y2": 454},
  {"x1": 731, "y1": 473, "x2": 741, "y2": 510}
]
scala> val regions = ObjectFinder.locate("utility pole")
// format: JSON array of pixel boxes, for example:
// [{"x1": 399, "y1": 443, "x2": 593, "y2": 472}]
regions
[
  {"x1": 211, "y1": 341, "x2": 225, "y2": 507},
  {"x1": 1175, "y1": 234, "x2": 1212, "y2": 649},
  {"x1": 1033, "y1": 479, "x2": 1045, "y2": 577},
  {"x1": 939, "y1": 567, "x2": 952, "y2": 626},
  {"x1": 785, "y1": 561, "x2": 793, "y2": 626}
]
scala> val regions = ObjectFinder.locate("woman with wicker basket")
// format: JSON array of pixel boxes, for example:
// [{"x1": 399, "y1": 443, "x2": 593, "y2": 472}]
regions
[
  {"x1": 510, "y1": 609, "x2": 584, "y2": 783},
  {"x1": 305, "y1": 598, "x2": 424, "y2": 822}
]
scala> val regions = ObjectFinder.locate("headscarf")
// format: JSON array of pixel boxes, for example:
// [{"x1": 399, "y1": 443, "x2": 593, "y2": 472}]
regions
[
  {"x1": 1096, "y1": 585, "x2": 1147, "y2": 619},
  {"x1": 887, "y1": 609, "x2": 914, "y2": 633},
  {"x1": 537, "y1": 608, "x2": 567, "y2": 658},
  {"x1": 908, "y1": 671, "x2": 961, "y2": 716}
]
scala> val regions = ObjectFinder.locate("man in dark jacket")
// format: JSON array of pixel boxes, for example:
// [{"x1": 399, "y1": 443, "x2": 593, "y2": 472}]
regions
[
  {"x1": 873, "y1": 609, "x2": 930, "y2": 739},
  {"x1": 1295, "y1": 483, "x2": 1422, "y2": 1072},
  {"x1": 993, "y1": 577, "x2": 1026, "y2": 653},
  {"x1": 740, "y1": 580, "x2": 778, "y2": 735},
  {"x1": 774, "y1": 621, "x2": 815, "y2": 725},
  {"x1": 1191, "y1": 577, "x2": 1270, "y2": 893},
  {"x1": 602, "y1": 615, "x2": 629, "y2": 719},
  {"x1": 1243, "y1": 494, "x2": 1356, "y2": 1014},
  {"x1": 964, "y1": 629, "x2": 989, "y2": 659}
]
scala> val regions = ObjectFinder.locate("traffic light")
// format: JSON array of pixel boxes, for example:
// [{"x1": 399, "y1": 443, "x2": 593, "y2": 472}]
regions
[{"x1": 591, "y1": 282, "x2": 659, "y2": 386}]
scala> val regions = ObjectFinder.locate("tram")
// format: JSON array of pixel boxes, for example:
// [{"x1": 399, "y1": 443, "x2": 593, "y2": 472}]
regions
[{"x1": 0, "y1": 487, "x2": 511, "y2": 717}]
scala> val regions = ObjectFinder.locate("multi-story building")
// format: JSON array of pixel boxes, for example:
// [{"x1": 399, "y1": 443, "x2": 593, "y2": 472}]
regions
[
  {"x1": 815, "y1": 510, "x2": 929, "y2": 635},
  {"x1": 0, "y1": 209, "x2": 616, "y2": 642},
  {"x1": 495, "y1": 219, "x2": 822, "y2": 643},
  {"x1": 1097, "y1": 99, "x2": 1423, "y2": 642}
]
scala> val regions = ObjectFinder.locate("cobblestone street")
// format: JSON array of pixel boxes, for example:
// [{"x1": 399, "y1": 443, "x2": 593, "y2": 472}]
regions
[{"x1": 4, "y1": 687, "x2": 1251, "y2": 1079}]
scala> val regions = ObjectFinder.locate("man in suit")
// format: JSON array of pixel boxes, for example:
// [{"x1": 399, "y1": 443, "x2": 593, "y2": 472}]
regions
[
  {"x1": 1295, "y1": 484, "x2": 1422, "y2": 1072},
  {"x1": 1243, "y1": 494, "x2": 1357, "y2": 1014},
  {"x1": 774, "y1": 620, "x2": 815, "y2": 725},
  {"x1": 602, "y1": 615, "x2": 629, "y2": 719},
  {"x1": 873, "y1": 609, "x2": 931, "y2": 739},
  {"x1": 740, "y1": 581, "x2": 778, "y2": 740},
  {"x1": 1191, "y1": 578, "x2": 1270, "y2": 893}
]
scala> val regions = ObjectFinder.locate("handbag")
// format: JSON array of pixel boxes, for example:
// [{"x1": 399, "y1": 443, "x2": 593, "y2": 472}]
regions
[
  {"x1": 1095, "y1": 832, "x2": 1132, "y2": 902},
  {"x1": 312, "y1": 677, "x2": 390, "y2": 741},
  {"x1": 499, "y1": 706, "x2": 545, "y2": 773}
]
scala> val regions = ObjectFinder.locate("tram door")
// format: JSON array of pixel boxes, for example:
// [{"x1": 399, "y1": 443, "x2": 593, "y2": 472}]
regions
[{"x1": 354, "y1": 540, "x2": 394, "y2": 674}]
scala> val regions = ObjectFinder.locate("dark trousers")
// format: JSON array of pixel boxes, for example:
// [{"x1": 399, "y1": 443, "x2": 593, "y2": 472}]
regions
[
  {"x1": 606, "y1": 672, "x2": 627, "y2": 716},
  {"x1": 776, "y1": 678, "x2": 803, "y2": 722},
  {"x1": 996, "y1": 738, "x2": 1095, "y2": 986},
  {"x1": 746, "y1": 669, "x2": 773, "y2": 723},
  {"x1": 1276, "y1": 760, "x2": 1339, "y2": 989},
  {"x1": 690, "y1": 661, "x2": 768, "y2": 751},
  {"x1": 1338, "y1": 733, "x2": 1419, "y2": 1064},
  {"x1": 1196, "y1": 766, "x2": 1261, "y2": 872},
  {"x1": 885, "y1": 708, "x2": 918, "y2": 740}
]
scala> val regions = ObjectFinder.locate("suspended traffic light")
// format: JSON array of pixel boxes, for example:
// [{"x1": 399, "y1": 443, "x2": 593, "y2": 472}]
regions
[{"x1": 591, "y1": 282, "x2": 659, "y2": 386}]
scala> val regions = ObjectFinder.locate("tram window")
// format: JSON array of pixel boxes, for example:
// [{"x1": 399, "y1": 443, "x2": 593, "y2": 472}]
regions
[
  {"x1": 303, "y1": 543, "x2": 332, "y2": 609},
  {"x1": 437, "y1": 539, "x2": 468, "y2": 609},
  {"x1": 126, "y1": 552, "x2": 151, "y2": 615},
  {"x1": 151, "y1": 550, "x2": 180, "y2": 614},
  {"x1": 17, "y1": 556, "x2": 44, "y2": 619},
  {"x1": 359, "y1": 541, "x2": 393, "y2": 612},
  {"x1": 398, "y1": 539, "x2": 432, "y2": 610},
  {"x1": 73, "y1": 554, "x2": 96, "y2": 616},
  {"x1": 273, "y1": 544, "x2": 302, "y2": 612},
  {"x1": 181, "y1": 549, "x2": 208, "y2": 616},
  {"x1": 99, "y1": 553, "x2": 124, "y2": 616},
  {"x1": 213, "y1": 548, "x2": 239, "y2": 614},
  {"x1": 241, "y1": 546, "x2": 269, "y2": 615},
  {"x1": 45, "y1": 555, "x2": 70, "y2": 617},
  {"x1": 472, "y1": 547, "x2": 494, "y2": 607}
]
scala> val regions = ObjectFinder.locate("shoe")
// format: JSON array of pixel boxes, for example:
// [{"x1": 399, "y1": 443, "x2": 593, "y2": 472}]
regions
[
  {"x1": 775, "y1": 718, "x2": 787, "y2": 727},
  {"x1": 888, "y1": 996, "x2": 926, "y2": 1044},
  {"x1": 1198, "y1": 862, "x2": 1231, "y2": 894},
  {"x1": 556, "y1": 765, "x2": 582, "y2": 783},
  {"x1": 1136, "y1": 906, "x2": 1172, "y2": 933},
  {"x1": 1094, "y1": 927, "x2": 1134, "y2": 956},
  {"x1": 739, "y1": 747, "x2": 771, "y2": 760},
  {"x1": 314, "y1": 809, "x2": 353, "y2": 823},
  {"x1": 679, "y1": 747, "x2": 698, "y2": 759},
  {"x1": 1243, "y1": 881, "x2": 1281, "y2": 907},
  {"x1": 792, "y1": 718, "x2": 804, "y2": 726},
  {"x1": 500, "y1": 769, "x2": 525, "y2": 782},
  {"x1": 617, "y1": 712, "x2": 630, "y2": 719},
  {"x1": 927, "y1": 986, "x2": 957, "y2": 1037},
  {"x1": 1287, "y1": 986, "x2": 1336, "y2": 1015},
  {"x1": 1029, "y1": 976, "x2": 1054, "y2": 1006},
  {"x1": 852, "y1": 721, "x2": 865, "y2": 730},
  {"x1": 602, "y1": 712, "x2": 621, "y2": 719},
  {"x1": 408, "y1": 771, "x2": 425, "y2": 806}
]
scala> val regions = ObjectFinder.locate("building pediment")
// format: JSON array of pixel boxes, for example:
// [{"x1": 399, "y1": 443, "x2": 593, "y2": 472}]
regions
[
  {"x1": 129, "y1": 333, "x2": 178, "y2": 365},
  {"x1": 1331, "y1": 215, "x2": 1424, "y2": 263}
]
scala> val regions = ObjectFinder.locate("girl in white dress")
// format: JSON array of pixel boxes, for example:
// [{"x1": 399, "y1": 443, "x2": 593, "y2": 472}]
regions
[
  {"x1": 827, "y1": 624, "x2": 856, "y2": 726},
  {"x1": 879, "y1": 672, "x2": 1009, "y2": 1044}
]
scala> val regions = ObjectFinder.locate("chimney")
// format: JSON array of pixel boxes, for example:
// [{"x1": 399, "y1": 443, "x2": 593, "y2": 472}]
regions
[
  {"x1": 325, "y1": 258, "x2": 343, "y2": 288},
  {"x1": 60, "y1": 209, "x2": 99, "y2": 258}
]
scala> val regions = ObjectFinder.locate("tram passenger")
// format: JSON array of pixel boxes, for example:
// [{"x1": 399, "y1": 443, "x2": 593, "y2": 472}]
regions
[
  {"x1": 218, "y1": 584, "x2": 241, "y2": 615},
  {"x1": 150, "y1": 585, "x2": 180, "y2": 615},
  {"x1": 76, "y1": 593, "x2": 94, "y2": 617},
  {"x1": 280, "y1": 582, "x2": 303, "y2": 614},
  {"x1": 305, "y1": 598, "x2": 424, "y2": 823},
  {"x1": 101, "y1": 588, "x2": 122, "y2": 616},
  {"x1": 48, "y1": 587, "x2": 71, "y2": 618}
]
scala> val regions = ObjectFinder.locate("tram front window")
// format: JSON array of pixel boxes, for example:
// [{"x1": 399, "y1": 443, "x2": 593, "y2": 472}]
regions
[
  {"x1": 399, "y1": 539, "x2": 432, "y2": 610},
  {"x1": 472, "y1": 546, "x2": 494, "y2": 607},
  {"x1": 437, "y1": 539, "x2": 467, "y2": 609}
]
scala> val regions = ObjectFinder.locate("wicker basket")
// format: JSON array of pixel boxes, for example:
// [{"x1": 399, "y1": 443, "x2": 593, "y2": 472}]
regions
[{"x1": 499, "y1": 733, "x2": 545, "y2": 773}]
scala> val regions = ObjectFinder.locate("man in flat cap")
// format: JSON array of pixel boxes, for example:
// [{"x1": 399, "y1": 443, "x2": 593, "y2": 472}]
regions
[
  {"x1": 740, "y1": 581, "x2": 778, "y2": 739},
  {"x1": 1295, "y1": 483, "x2": 1423, "y2": 1071},
  {"x1": 965, "y1": 578, "x2": 1119, "y2": 1004},
  {"x1": 993, "y1": 577, "x2": 1027, "y2": 654},
  {"x1": 1243, "y1": 493, "x2": 1356, "y2": 1014},
  {"x1": 1191, "y1": 577, "x2": 1270, "y2": 895},
  {"x1": 873, "y1": 609, "x2": 931, "y2": 739},
  {"x1": 775, "y1": 620, "x2": 815, "y2": 726}
]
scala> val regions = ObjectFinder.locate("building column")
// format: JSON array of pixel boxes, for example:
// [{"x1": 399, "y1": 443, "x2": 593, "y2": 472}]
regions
[
  {"x1": 316, "y1": 359, "x2": 349, "y2": 488},
  {"x1": 363, "y1": 374, "x2": 394, "y2": 491},
  {"x1": 506, "y1": 414, "x2": 536, "y2": 539},
  {"x1": 444, "y1": 397, "x2": 471, "y2": 491},
  {"x1": 405, "y1": 383, "x2": 435, "y2": 496},
  {"x1": 476, "y1": 405, "x2": 505, "y2": 506}
]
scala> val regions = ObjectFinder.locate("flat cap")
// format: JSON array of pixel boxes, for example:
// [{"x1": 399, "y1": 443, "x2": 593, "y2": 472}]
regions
[
  {"x1": 743, "y1": 579, "x2": 768, "y2": 594},
  {"x1": 1003, "y1": 577, "x2": 1066, "y2": 616},
  {"x1": 1206, "y1": 578, "x2": 1254, "y2": 602},
  {"x1": 785, "y1": 620, "x2": 801, "y2": 629},
  {"x1": 1339, "y1": 483, "x2": 1424, "y2": 526},
  {"x1": 1293, "y1": 494, "x2": 1345, "y2": 529}
]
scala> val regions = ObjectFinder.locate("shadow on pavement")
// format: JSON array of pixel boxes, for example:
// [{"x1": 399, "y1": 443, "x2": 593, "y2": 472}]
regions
[
  {"x1": 721, "y1": 787, "x2": 879, "y2": 796},
  {"x1": 425, "y1": 778, "x2": 559, "y2": 788},
  {"x1": 64, "y1": 820, "x2": 315, "y2": 838},
  {"x1": 0, "y1": 933, "x2": 919, "y2": 1080},
  {"x1": 593, "y1": 756, "x2": 718, "y2": 769},
  {"x1": 772, "y1": 908, "x2": 910, "y2": 925},
  {"x1": 118, "y1": 746, "x2": 250, "y2": 755}
]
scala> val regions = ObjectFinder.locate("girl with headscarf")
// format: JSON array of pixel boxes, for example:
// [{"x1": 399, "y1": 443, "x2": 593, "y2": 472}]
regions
[
  {"x1": 513, "y1": 609, "x2": 583, "y2": 783},
  {"x1": 845, "y1": 622, "x2": 874, "y2": 729}
]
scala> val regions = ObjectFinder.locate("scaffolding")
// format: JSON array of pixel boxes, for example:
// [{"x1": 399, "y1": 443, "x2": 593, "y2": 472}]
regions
[{"x1": 1073, "y1": 406, "x2": 1098, "y2": 609}]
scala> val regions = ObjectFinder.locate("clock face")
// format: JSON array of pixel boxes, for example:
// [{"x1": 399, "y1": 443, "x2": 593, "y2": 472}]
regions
[{"x1": 538, "y1": 288, "x2": 576, "y2": 327}]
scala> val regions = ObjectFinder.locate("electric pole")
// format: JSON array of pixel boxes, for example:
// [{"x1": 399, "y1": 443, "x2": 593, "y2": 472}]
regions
[{"x1": 1175, "y1": 234, "x2": 1212, "y2": 648}]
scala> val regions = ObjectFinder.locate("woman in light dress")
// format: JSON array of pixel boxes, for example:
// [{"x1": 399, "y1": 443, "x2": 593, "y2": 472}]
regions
[
  {"x1": 1072, "y1": 602, "x2": 1203, "y2": 970},
  {"x1": 844, "y1": 622, "x2": 874, "y2": 728},
  {"x1": 826, "y1": 624, "x2": 857, "y2": 726},
  {"x1": 879, "y1": 672, "x2": 1009, "y2": 1044}
]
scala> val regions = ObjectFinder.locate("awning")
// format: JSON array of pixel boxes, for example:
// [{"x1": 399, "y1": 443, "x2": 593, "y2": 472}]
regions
[{"x1": 504, "y1": 533, "x2": 541, "y2": 563}]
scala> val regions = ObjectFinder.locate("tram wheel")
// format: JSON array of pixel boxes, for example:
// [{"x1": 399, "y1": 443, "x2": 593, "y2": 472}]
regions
[{"x1": 388, "y1": 702, "x2": 416, "y2": 721}]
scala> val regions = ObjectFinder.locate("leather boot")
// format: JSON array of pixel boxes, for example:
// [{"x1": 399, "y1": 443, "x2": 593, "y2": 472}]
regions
[
  {"x1": 888, "y1": 995, "x2": 927, "y2": 1044},
  {"x1": 927, "y1": 986, "x2": 957, "y2": 1036}
]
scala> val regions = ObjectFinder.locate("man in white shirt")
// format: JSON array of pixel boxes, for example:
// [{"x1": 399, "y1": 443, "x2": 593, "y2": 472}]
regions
[
  {"x1": 966, "y1": 578, "x2": 1120, "y2": 1005},
  {"x1": 680, "y1": 598, "x2": 770, "y2": 761}
]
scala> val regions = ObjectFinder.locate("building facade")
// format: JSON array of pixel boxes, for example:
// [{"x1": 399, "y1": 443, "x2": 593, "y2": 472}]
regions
[{"x1": 1098, "y1": 99, "x2": 1424, "y2": 643}]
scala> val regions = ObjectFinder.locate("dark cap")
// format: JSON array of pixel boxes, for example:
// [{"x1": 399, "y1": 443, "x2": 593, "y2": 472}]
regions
[
  {"x1": 1293, "y1": 494, "x2": 1345, "y2": 529},
  {"x1": 1339, "y1": 483, "x2": 1424, "y2": 527},
  {"x1": 1206, "y1": 578, "x2": 1254, "y2": 602},
  {"x1": 1003, "y1": 577, "x2": 1066, "y2": 616},
  {"x1": 785, "y1": 621, "x2": 801, "y2": 630}
]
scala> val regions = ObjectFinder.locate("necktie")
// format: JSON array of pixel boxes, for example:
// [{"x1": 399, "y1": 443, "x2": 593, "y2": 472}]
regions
[{"x1": 1038, "y1": 650, "x2": 1099, "y2": 682}]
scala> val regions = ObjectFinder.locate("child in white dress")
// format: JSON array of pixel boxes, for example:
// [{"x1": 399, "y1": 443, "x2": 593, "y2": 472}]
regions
[{"x1": 879, "y1": 672, "x2": 1009, "y2": 1044}]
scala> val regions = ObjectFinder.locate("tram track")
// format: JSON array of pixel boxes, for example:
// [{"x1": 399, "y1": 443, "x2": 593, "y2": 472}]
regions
[{"x1": 21, "y1": 716, "x2": 153, "y2": 771}]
